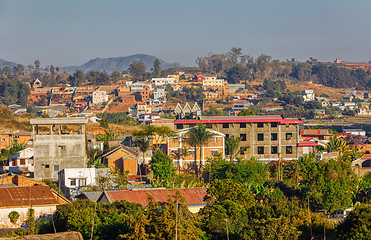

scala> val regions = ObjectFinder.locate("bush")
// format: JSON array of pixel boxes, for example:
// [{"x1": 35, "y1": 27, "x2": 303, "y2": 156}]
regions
[{"x1": 8, "y1": 211, "x2": 20, "y2": 224}]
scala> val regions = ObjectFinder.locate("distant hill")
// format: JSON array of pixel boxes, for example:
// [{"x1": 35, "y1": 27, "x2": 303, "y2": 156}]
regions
[
  {"x1": 60, "y1": 54, "x2": 180, "y2": 74},
  {"x1": 0, "y1": 59, "x2": 17, "y2": 69}
]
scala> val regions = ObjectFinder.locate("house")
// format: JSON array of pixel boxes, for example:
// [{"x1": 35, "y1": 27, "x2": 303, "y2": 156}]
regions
[
  {"x1": 130, "y1": 82, "x2": 149, "y2": 92},
  {"x1": 58, "y1": 168, "x2": 102, "y2": 200},
  {"x1": 343, "y1": 129, "x2": 366, "y2": 136},
  {"x1": 138, "y1": 113, "x2": 160, "y2": 124},
  {"x1": 0, "y1": 130, "x2": 20, "y2": 149},
  {"x1": 300, "y1": 129, "x2": 333, "y2": 142},
  {"x1": 97, "y1": 187, "x2": 208, "y2": 213},
  {"x1": 152, "y1": 77, "x2": 178, "y2": 86},
  {"x1": 0, "y1": 186, "x2": 60, "y2": 228},
  {"x1": 7, "y1": 148, "x2": 34, "y2": 177},
  {"x1": 352, "y1": 153, "x2": 371, "y2": 177},
  {"x1": 202, "y1": 75, "x2": 224, "y2": 88},
  {"x1": 174, "y1": 102, "x2": 201, "y2": 120},
  {"x1": 92, "y1": 90, "x2": 109, "y2": 104},
  {"x1": 153, "y1": 87, "x2": 166, "y2": 100},
  {"x1": 174, "y1": 115, "x2": 303, "y2": 162},
  {"x1": 31, "y1": 117, "x2": 88, "y2": 181},
  {"x1": 102, "y1": 145, "x2": 139, "y2": 174},
  {"x1": 168, "y1": 127, "x2": 225, "y2": 168},
  {"x1": 301, "y1": 90, "x2": 315, "y2": 102},
  {"x1": 229, "y1": 84, "x2": 245, "y2": 94},
  {"x1": 233, "y1": 102, "x2": 252, "y2": 111}
]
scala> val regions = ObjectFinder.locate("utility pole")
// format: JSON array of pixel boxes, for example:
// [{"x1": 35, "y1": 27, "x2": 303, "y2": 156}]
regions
[{"x1": 224, "y1": 219, "x2": 229, "y2": 240}]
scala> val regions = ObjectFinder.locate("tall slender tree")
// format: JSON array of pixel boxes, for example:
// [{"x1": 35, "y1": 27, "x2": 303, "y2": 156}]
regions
[
  {"x1": 225, "y1": 136, "x2": 242, "y2": 162},
  {"x1": 186, "y1": 123, "x2": 214, "y2": 180}
]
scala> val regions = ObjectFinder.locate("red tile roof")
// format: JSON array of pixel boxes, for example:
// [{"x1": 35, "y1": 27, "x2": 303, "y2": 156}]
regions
[
  {"x1": 102, "y1": 187, "x2": 207, "y2": 206},
  {"x1": 0, "y1": 186, "x2": 59, "y2": 208}
]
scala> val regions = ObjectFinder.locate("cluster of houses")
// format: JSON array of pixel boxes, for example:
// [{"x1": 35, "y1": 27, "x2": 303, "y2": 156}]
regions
[{"x1": 1, "y1": 113, "x2": 371, "y2": 228}]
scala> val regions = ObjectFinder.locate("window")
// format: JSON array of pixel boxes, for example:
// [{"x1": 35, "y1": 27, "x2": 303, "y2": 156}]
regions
[
  {"x1": 211, "y1": 136, "x2": 217, "y2": 142},
  {"x1": 177, "y1": 124, "x2": 183, "y2": 130},
  {"x1": 70, "y1": 179, "x2": 76, "y2": 186},
  {"x1": 20, "y1": 159, "x2": 26, "y2": 165},
  {"x1": 271, "y1": 146, "x2": 278, "y2": 154},
  {"x1": 211, "y1": 150, "x2": 218, "y2": 155},
  {"x1": 240, "y1": 123, "x2": 246, "y2": 128},
  {"x1": 286, "y1": 133, "x2": 292, "y2": 140},
  {"x1": 225, "y1": 134, "x2": 229, "y2": 139},
  {"x1": 258, "y1": 147, "x2": 264, "y2": 155},
  {"x1": 257, "y1": 133, "x2": 264, "y2": 141},
  {"x1": 257, "y1": 122, "x2": 264, "y2": 128},
  {"x1": 0, "y1": 138, "x2": 5, "y2": 141},
  {"x1": 223, "y1": 123, "x2": 229, "y2": 128},
  {"x1": 54, "y1": 165, "x2": 59, "y2": 171},
  {"x1": 240, "y1": 134, "x2": 246, "y2": 141},
  {"x1": 240, "y1": 147, "x2": 246, "y2": 155},
  {"x1": 286, "y1": 146, "x2": 293, "y2": 154},
  {"x1": 45, "y1": 164, "x2": 50, "y2": 168},
  {"x1": 271, "y1": 122, "x2": 278, "y2": 128},
  {"x1": 271, "y1": 133, "x2": 277, "y2": 141},
  {"x1": 79, "y1": 179, "x2": 87, "y2": 187}
]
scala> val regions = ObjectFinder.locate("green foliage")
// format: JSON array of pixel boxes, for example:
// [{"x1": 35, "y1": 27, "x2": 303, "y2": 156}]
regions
[
  {"x1": 128, "y1": 60, "x2": 147, "y2": 81},
  {"x1": 299, "y1": 158, "x2": 358, "y2": 212},
  {"x1": 238, "y1": 109, "x2": 255, "y2": 116},
  {"x1": 0, "y1": 74, "x2": 30, "y2": 106},
  {"x1": 42, "y1": 179, "x2": 65, "y2": 196},
  {"x1": 337, "y1": 203, "x2": 371, "y2": 240},
  {"x1": 225, "y1": 135, "x2": 242, "y2": 161},
  {"x1": 202, "y1": 106, "x2": 227, "y2": 116},
  {"x1": 150, "y1": 149, "x2": 176, "y2": 181},
  {"x1": 1, "y1": 229, "x2": 27, "y2": 238},
  {"x1": 27, "y1": 208, "x2": 35, "y2": 235},
  {"x1": 226, "y1": 63, "x2": 248, "y2": 84},
  {"x1": 100, "y1": 118, "x2": 109, "y2": 128},
  {"x1": 97, "y1": 112, "x2": 135, "y2": 125},
  {"x1": 211, "y1": 159, "x2": 269, "y2": 184},
  {"x1": 8, "y1": 211, "x2": 20, "y2": 224}
]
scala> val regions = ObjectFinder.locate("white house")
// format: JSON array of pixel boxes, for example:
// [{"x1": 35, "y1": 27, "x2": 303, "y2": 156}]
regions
[
  {"x1": 152, "y1": 78, "x2": 178, "y2": 86},
  {"x1": 7, "y1": 148, "x2": 34, "y2": 176},
  {"x1": 92, "y1": 90, "x2": 109, "y2": 104},
  {"x1": 153, "y1": 87, "x2": 166, "y2": 100},
  {"x1": 301, "y1": 89, "x2": 315, "y2": 102},
  {"x1": 58, "y1": 168, "x2": 97, "y2": 199},
  {"x1": 343, "y1": 129, "x2": 366, "y2": 136}
]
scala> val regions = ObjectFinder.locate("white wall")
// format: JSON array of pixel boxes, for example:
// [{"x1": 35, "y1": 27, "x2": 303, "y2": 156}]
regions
[{"x1": 0, "y1": 205, "x2": 57, "y2": 228}]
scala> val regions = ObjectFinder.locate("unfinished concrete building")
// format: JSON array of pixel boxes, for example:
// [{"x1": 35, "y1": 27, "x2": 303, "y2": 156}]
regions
[{"x1": 30, "y1": 117, "x2": 88, "y2": 181}]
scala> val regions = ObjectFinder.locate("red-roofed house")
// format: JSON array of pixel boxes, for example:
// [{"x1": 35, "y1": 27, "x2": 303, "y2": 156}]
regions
[{"x1": 97, "y1": 187, "x2": 207, "y2": 213}]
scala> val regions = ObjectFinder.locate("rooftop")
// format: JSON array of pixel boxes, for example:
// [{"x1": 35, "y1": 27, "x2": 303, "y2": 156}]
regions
[
  {"x1": 30, "y1": 117, "x2": 88, "y2": 125},
  {"x1": 175, "y1": 115, "x2": 302, "y2": 124}
]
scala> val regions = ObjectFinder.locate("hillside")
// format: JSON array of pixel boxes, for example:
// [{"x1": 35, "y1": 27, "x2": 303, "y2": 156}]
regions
[
  {"x1": 60, "y1": 54, "x2": 179, "y2": 74},
  {"x1": 0, "y1": 59, "x2": 17, "y2": 69}
]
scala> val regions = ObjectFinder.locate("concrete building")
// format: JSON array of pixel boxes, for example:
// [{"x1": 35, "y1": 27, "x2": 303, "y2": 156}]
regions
[
  {"x1": 301, "y1": 89, "x2": 315, "y2": 102},
  {"x1": 153, "y1": 87, "x2": 166, "y2": 100},
  {"x1": 30, "y1": 117, "x2": 88, "y2": 181},
  {"x1": 152, "y1": 77, "x2": 178, "y2": 86},
  {"x1": 168, "y1": 127, "x2": 225, "y2": 168},
  {"x1": 202, "y1": 75, "x2": 224, "y2": 87},
  {"x1": 92, "y1": 90, "x2": 109, "y2": 104},
  {"x1": 174, "y1": 115, "x2": 303, "y2": 162},
  {"x1": 7, "y1": 147, "x2": 34, "y2": 177}
]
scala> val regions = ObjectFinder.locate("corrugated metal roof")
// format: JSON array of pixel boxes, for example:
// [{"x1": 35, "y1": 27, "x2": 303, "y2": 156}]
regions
[
  {"x1": 0, "y1": 186, "x2": 59, "y2": 208},
  {"x1": 103, "y1": 187, "x2": 207, "y2": 206},
  {"x1": 300, "y1": 129, "x2": 331, "y2": 135}
]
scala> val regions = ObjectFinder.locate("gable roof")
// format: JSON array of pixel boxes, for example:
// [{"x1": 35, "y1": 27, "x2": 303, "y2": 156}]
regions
[
  {"x1": 99, "y1": 187, "x2": 207, "y2": 206},
  {"x1": 0, "y1": 186, "x2": 59, "y2": 208},
  {"x1": 102, "y1": 145, "x2": 139, "y2": 158}
]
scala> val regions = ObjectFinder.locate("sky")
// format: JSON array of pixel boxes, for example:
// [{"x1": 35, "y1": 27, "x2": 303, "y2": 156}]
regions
[{"x1": 1, "y1": 0, "x2": 371, "y2": 68}]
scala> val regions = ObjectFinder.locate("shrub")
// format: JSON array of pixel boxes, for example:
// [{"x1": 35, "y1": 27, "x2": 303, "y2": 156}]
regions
[{"x1": 8, "y1": 211, "x2": 20, "y2": 224}]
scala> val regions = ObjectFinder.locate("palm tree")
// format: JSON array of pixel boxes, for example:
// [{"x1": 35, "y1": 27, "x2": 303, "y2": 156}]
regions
[
  {"x1": 185, "y1": 123, "x2": 214, "y2": 180},
  {"x1": 327, "y1": 137, "x2": 348, "y2": 153},
  {"x1": 225, "y1": 136, "x2": 242, "y2": 162},
  {"x1": 134, "y1": 137, "x2": 150, "y2": 183}
]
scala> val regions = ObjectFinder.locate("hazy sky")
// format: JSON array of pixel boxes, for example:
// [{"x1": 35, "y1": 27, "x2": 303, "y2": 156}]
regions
[{"x1": 1, "y1": 0, "x2": 370, "y2": 68}]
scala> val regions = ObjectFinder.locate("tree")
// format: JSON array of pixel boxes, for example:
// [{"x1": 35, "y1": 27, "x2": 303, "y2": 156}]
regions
[
  {"x1": 238, "y1": 109, "x2": 255, "y2": 116},
  {"x1": 186, "y1": 123, "x2": 215, "y2": 179},
  {"x1": 152, "y1": 59, "x2": 162, "y2": 77},
  {"x1": 150, "y1": 148, "x2": 176, "y2": 181},
  {"x1": 34, "y1": 60, "x2": 40, "y2": 71},
  {"x1": 110, "y1": 70, "x2": 121, "y2": 84},
  {"x1": 337, "y1": 204, "x2": 371, "y2": 240},
  {"x1": 128, "y1": 60, "x2": 147, "y2": 81},
  {"x1": 69, "y1": 70, "x2": 86, "y2": 87},
  {"x1": 225, "y1": 64, "x2": 248, "y2": 84},
  {"x1": 225, "y1": 136, "x2": 242, "y2": 162}
]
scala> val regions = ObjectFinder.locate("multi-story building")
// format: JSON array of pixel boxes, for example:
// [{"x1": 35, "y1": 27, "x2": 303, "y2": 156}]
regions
[
  {"x1": 31, "y1": 117, "x2": 87, "y2": 181},
  {"x1": 202, "y1": 75, "x2": 225, "y2": 87},
  {"x1": 174, "y1": 115, "x2": 303, "y2": 162},
  {"x1": 92, "y1": 90, "x2": 109, "y2": 104},
  {"x1": 154, "y1": 87, "x2": 166, "y2": 100}
]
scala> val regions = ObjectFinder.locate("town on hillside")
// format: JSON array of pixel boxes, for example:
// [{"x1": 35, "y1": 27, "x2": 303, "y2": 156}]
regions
[{"x1": 1, "y1": 54, "x2": 371, "y2": 239}]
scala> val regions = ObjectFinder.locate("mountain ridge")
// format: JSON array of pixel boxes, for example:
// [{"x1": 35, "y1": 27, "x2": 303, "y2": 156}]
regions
[{"x1": 60, "y1": 54, "x2": 179, "y2": 74}]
